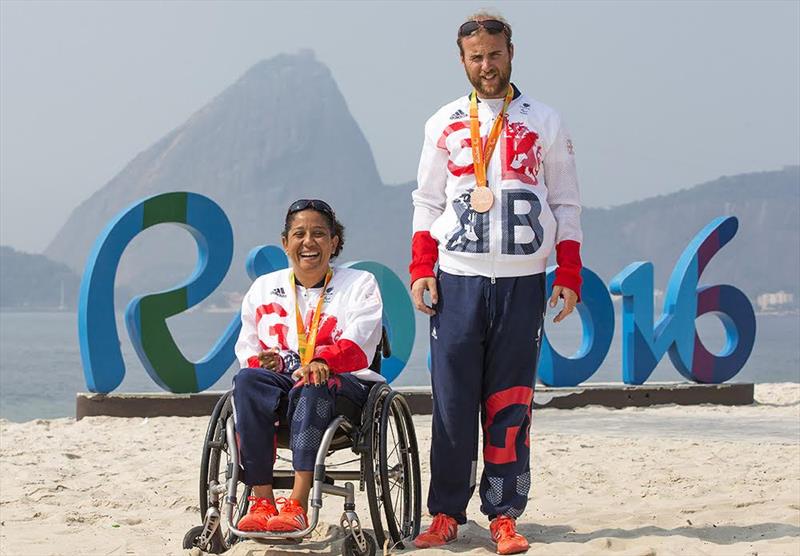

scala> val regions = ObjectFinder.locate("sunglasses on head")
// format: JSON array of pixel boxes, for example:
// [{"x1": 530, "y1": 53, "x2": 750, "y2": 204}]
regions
[
  {"x1": 287, "y1": 199, "x2": 335, "y2": 218},
  {"x1": 458, "y1": 19, "x2": 511, "y2": 38}
]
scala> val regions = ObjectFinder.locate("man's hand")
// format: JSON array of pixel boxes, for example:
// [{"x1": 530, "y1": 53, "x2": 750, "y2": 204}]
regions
[
  {"x1": 549, "y1": 286, "x2": 578, "y2": 323},
  {"x1": 411, "y1": 277, "x2": 438, "y2": 315},
  {"x1": 257, "y1": 349, "x2": 282, "y2": 371},
  {"x1": 292, "y1": 360, "x2": 330, "y2": 386}
]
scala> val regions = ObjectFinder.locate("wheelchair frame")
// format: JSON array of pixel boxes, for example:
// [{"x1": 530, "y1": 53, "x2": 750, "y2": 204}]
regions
[{"x1": 184, "y1": 366, "x2": 421, "y2": 555}]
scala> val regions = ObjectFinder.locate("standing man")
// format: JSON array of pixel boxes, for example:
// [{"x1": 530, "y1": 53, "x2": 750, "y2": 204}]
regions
[{"x1": 409, "y1": 12, "x2": 583, "y2": 555}]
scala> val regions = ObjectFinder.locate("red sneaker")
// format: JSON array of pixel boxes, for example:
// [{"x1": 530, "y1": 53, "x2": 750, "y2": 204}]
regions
[
  {"x1": 266, "y1": 498, "x2": 309, "y2": 532},
  {"x1": 413, "y1": 513, "x2": 458, "y2": 548},
  {"x1": 490, "y1": 515, "x2": 529, "y2": 555},
  {"x1": 236, "y1": 496, "x2": 278, "y2": 532}
]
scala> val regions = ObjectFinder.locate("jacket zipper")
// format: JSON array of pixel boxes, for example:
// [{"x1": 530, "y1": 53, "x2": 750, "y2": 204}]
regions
[{"x1": 489, "y1": 103, "x2": 499, "y2": 285}]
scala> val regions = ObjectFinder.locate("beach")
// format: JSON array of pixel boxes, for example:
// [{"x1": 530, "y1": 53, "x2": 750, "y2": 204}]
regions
[{"x1": 1, "y1": 383, "x2": 798, "y2": 556}]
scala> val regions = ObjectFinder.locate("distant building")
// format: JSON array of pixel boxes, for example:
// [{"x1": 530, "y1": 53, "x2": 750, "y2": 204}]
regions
[{"x1": 756, "y1": 291, "x2": 796, "y2": 312}]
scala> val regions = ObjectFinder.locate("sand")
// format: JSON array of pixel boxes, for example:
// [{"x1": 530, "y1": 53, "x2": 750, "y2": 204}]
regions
[{"x1": 1, "y1": 383, "x2": 798, "y2": 556}]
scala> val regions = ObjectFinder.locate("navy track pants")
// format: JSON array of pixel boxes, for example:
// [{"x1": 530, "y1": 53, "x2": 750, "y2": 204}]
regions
[
  {"x1": 232, "y1": 368, "x2": 370, "y2": 486},
  {"x1": 428, "y1": 271, "x2": 545, "y2": 523}
]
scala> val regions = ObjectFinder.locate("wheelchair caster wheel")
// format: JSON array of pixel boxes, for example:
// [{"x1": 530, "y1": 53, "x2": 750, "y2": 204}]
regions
[
  {"x1": 182, "y1": 524, "x2": 226, "y2": 553},
  {"x1": 182, "y1": 525, "x2": 206, "y2": 550},
  {"x1": 342, "y1": 532, "x2": 377, "y2": 556}
]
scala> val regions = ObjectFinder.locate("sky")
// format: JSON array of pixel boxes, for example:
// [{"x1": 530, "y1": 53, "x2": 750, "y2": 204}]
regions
[{"x1": 1, "y1": 0, "x2": 798, "y2": 253}]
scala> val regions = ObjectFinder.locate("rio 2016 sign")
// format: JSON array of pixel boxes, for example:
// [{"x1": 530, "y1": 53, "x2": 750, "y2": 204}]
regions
[{"x1": 79, "y1": 192, "x2": 756, "y2": 393}]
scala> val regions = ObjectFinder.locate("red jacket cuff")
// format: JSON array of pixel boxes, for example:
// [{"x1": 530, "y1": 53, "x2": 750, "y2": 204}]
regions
[
  {"x1": 554, "y1": 240, "x2": 583, "y2": 302},
  {"x1": 246, "y1": 356, "x2": 261, "y2": 369},
  {"x1": 315, "y1": 339, "x2": 369, "y2": 374},
  {"x1": 409, "y1": 231, "x2": 438, "y2": 285}
]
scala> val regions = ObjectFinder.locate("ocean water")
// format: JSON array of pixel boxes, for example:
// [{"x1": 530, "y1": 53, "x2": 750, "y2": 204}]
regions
[{"x1": 0, "y1": 310, "x2": 798, "y2": 422}]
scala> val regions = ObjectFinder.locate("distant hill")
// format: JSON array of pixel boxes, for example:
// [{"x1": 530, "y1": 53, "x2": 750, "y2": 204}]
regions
[
  {"x1": 40, "y1": 52, "x2": 798, "y2": 308},
  {"x1": 44, "y1": 51, "x2": 414, "y2": 302},
  {"x1": 580, "y1": 166, "x2": 799, "y2": 300},
  {"x1": 0, "y1": 246, "x2": 80, "y2": 309}
]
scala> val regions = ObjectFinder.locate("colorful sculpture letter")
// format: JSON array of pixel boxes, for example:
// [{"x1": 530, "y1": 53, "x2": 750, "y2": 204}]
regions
[
  {"x1": 609, "y1": 216, "x2": 756, "y2": 384},
  {"x1": 80, "y1": 192, "x2": 235, "y2": 393},
  {"x1": 538, "y1": 266, "x2": 615, "y2": 387}
]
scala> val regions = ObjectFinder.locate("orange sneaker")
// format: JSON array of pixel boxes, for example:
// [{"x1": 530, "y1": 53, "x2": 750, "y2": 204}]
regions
[
  {"x1": 236, "y1": 496, "x2": 278, "y2": 532},
  {"x1": 266, "y1": 498, "x2": 309, "y2": 532},
  {"x1": 490, "y1": 515, "x2": 529, "y2": 555},
  {"x1": 413, "y1": 513, "x2": 458, "y2": 548}
]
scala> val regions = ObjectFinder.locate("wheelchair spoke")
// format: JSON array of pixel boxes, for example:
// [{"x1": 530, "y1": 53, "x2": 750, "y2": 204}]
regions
[
  {"x1": 393, "y1": 484, "x2": 403, "y2": 525},
  {"x1": 388, "y1": 420, "x2": 399, "y2": 454}
]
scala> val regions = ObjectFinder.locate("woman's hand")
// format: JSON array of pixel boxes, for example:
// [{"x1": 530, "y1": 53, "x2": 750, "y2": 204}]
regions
[
  {"x1": 257, "y1": 349, "x2": 282, "y2": 372},
  {"x1": 292, "y1": 360, "x2": 330, "y2": 386}
]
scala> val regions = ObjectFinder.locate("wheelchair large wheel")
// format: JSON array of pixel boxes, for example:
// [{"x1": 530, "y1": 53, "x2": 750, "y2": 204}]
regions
[
  {"x1": 362, "y1": 383, "x2": 391, "y2": 548},
  {"x1": 198, "y1": 392, "x2": 250, "y2": 553},
  {"x1": 378, "y1": 391, "x2": 421, "y2": 548},
  {"x1": 363, "y1": 385, "x2": 421, "y2": 550}
]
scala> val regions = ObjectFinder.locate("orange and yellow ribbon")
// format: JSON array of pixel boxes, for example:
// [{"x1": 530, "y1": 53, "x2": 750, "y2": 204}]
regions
[
  {"x1": 469, "y1": 85, "x2": 514, "y2": 187},
  {"x1": 289, "y1": 269, "x2": 333, "y2": 365}
]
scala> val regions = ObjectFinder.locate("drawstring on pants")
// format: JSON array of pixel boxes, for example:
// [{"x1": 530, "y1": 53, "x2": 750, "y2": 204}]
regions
[{"x1": 484, "y1": 277, "x2": 496, "y2": 330}]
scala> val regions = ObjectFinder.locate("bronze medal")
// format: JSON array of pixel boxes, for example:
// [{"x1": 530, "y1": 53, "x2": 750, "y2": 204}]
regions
[{"x1": 470, "y1": 187, "x2": 494, "y2": 213}]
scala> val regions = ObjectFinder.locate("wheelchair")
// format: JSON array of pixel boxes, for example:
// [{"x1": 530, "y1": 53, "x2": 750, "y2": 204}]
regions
[{"x1": 183, "y1": 330, "x2": 422, "y2": 555}]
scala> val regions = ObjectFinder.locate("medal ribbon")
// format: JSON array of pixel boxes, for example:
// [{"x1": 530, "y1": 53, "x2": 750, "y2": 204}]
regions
[
  {"x1": 469, "y1": 85, "x2": 514, "y2": 187},
  {"x1": 290, "y1": 269, "x2": 333, "y2": 365}
]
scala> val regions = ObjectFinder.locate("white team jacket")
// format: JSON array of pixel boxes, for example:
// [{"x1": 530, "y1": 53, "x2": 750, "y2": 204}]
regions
[
  {"x1": 234, "y1": 266, "x2": 385, "y2": 383},
  {"x1": 412, "y1": 86, "x2": 582, "y2": 278}
]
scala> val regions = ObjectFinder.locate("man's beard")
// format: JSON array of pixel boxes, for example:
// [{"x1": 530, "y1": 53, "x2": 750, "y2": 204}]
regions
[{"x1": 469, "y1": 62, "x2": 512, "y2": 98}]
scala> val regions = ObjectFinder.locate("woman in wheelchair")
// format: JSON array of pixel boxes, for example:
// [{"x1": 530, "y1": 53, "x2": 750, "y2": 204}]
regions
[{"x1": 232, "y1": 199, "x2": 385, "y2": 533}]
